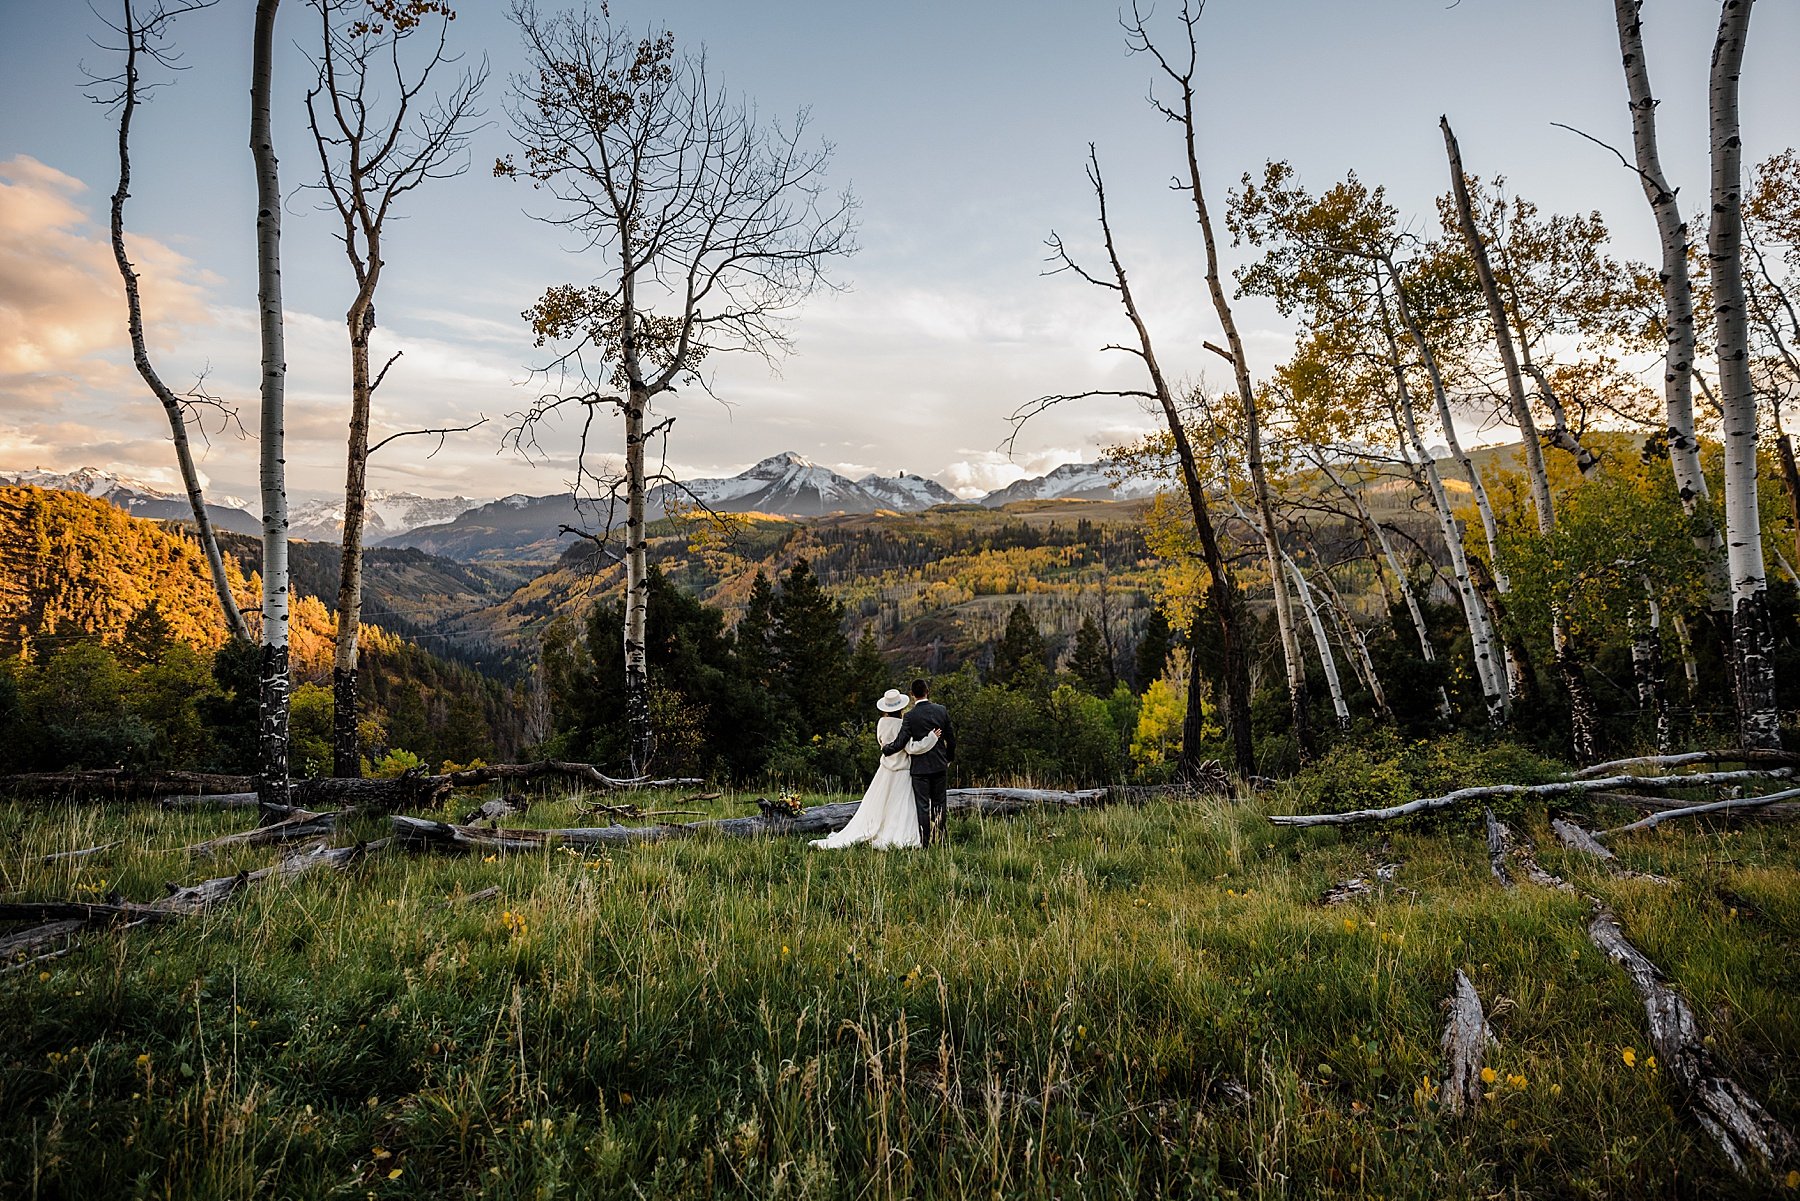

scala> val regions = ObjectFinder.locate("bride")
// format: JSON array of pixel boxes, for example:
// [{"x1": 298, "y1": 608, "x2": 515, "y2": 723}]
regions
[{"x1": 810, "y1": 688, "x2": 938, "y2": 850}]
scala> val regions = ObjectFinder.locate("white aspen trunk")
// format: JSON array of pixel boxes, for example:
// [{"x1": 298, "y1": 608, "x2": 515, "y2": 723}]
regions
[
  {"x1": 1297, "y1": 525, "x2": 1391, "y2": 718},
  {"x1": 1379, "y1": 279, "x2": 1508, "y2": 723},
  {"x1": 1284, "y1": 554, "x2": 1351, "y2": 730},
  {"x1": 1671, "y1": 611, "x2": 1702, "y2": 695},
  {"x1": 1319, "y1": 458, "x2": 1441, "y2": 666},
  {"x1": 1634, "y1": 584, "x2": 1673, "y2": 754},
  {"x1": 251, "y1": 0, "x2": 290, "y2": 803},
  {"x1": 1708, "y1": 0, "x2": 1781, "y2": 751},
  {"x1": 109, "y1": 0, "x2": 250, "y2": 644},
  {"x1": 1613, "y1": 0, "x2": 1731, "y2": 612},
  {"x1": 1227, "y1": 493, "x2": 1315, "y2": 745},
  {"x1": 623, "y1": 380, "x2": 652, "y2": 774},
  {"x1": 333, "y1": 285, "x2": 375, "y2": 778}
]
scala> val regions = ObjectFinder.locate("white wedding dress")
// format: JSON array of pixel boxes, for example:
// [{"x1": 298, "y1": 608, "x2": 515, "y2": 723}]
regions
[{"x1": 809, "y1": 715, "x2": 938, "y2": 850}]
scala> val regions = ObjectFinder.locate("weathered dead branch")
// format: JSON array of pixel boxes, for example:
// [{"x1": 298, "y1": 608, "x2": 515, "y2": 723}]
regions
[
  {"x1": 1598, "y1": 788, "x2": 1800, "y2": 839},
  {"x1": 179, "y1": 809, "x2": 342, "y2": 857},
  {"x1": 1438, "y1": 969, "x2": 1489, "y2": 1116},
  {"x1": 3, "y1": 770, "x2": 254, "y2": 802},
  {"x1": 1483, "y1": 812, "x2": 1572, "y2": 892},
  {"x1": 1550, "y1": 818, "x2": 1616, "y2": 860},
  {"x1": 1268, "y1": 769, "x2": 1792, "y2": 828},
  {"x1": 1574, "y1": 749, "x2": 1800, "y2": 779},
  {"x1": 41, "y1": 841, "x2": 123, "y2": 864},
  {"x1": 1586, "y1": 907, "x2": 1798, "y2": 1179}
]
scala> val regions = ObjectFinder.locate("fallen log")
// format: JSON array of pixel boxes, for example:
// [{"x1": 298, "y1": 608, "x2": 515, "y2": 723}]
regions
[
  {"x1": 1267, "y1": 769, "x2": 1793, "y2": 828},
  {"x1": 156, "y1": 763, "x2": 711, "y2": 813},
  {"x1": 1318, "y1": 861, "x2": 1401, "y2": 906},
  {"x1": 1574, "y1": 749, "x2": 1800, "y2": 780},
  {"x1": 1, "y1": 769, "x2": 252, "y2": 802},
  {"x1": 1550, "y1": 818, "x2": 1615, "y2": 860},
  {"x1": 180, "y1": 810, "x2": 342, "y2": 857},
  {"x1": 393, "y1": 787, "x2": 1112, "y2": 854},
  {"x1": 1438, "y1": 969, "x2": 1489, "y2": 1117},
  {"x1": 1597, "y1": 788, "x2": 1800, "y2": 839},
  {"x1": 1586, "y1": 907, "x2": 1798, "y2": 1179},
  {"x1": 0, "y1": 918, "x2": 86, "y2": 972},
  {"x1": 1588, "y1": 790, "x2": 1800, "y2": 821},
  {"x1": 1483, "y1": 812, "x2": 1571, "y2": 892}
]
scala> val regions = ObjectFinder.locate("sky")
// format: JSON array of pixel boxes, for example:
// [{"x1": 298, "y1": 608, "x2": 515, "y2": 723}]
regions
[{"x1": 0, "y1": 0, "x2": 1796, "y2": 504}]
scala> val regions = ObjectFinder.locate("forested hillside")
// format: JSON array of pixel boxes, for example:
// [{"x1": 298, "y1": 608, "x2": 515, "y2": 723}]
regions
[{"x1": 0, "y1": 487, "x2": 536, "y2": 774}]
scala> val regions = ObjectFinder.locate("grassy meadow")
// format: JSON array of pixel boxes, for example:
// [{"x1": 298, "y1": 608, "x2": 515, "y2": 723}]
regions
[{"x1": 1, "y1": 785, "x2": 1796, "y2": 1199}]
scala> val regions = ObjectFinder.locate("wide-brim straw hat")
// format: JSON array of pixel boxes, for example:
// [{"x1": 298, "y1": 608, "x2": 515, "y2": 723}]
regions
[{"x1": 876, "y1": 688, "x2": 909, "y2": 712}]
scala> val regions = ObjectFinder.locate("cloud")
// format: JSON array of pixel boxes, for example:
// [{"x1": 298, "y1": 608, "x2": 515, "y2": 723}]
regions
[{"x1": 0, "y1": 155, "x2": 212, "y2": 376}]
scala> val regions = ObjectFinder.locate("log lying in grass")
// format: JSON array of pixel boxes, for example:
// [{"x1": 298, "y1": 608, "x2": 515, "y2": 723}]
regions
[
  {"x1": 1586, "y1": 907, "x2": 1798, "y2": 1180},
  {"x1": 155, "y1": 763, "x2": 712, "y2": 814},
  {"x1": 0, "y1": 839, "x2": 392, "y2": 967},
  {"x1": 1588, "y1": 790, "x2": 1800, "y2": 821},
  {"x1": 1267, "y1": 769, "x2": 1793, "y2": 828},
  {"x1": 0, "y1": 918, "x2": 87, "y2": 973},
  {"x1": 1598, "y1": 788, "x2": 1800, "y2": 839},
  {"x1": 1550, "y1": 818, "x2": 1615, "y2": 860},
  {"x1": 1438, "y1": 969, "x2": 1489, "y2": 1116},
  {"x1": 1, "y1": 769, "x2": 253, "y2": 802},
  {"x1": 1482, "y1": 812, "x2": 1572, "y2": 892},
  {"x1": 1574, "y1": 749, "x2": 1800, "y2": 780},
  {"x1": 179, "y1": 809, "x2": 342, "y2": 857},
  {"x1": 392, "y1": 787, "x2": 1113, "y2": 853}
]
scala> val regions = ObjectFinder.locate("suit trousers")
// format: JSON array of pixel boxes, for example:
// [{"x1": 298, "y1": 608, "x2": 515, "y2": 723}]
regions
[{"x1": 911, "y1": 771, "x2": 948, "y2": 845}]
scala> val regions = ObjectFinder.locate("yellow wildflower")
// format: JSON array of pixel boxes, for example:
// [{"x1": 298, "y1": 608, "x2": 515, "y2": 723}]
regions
[
  {"x1": 1621, "y1": 1047, "x2": 1637, "y2": 1068},
  {"x1": 1480, "y1": 1067, "x2": 1497, "y2": 1085}
]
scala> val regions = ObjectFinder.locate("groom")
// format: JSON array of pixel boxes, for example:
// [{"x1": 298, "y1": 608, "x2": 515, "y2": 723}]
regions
[{"x1": 882, "y1": 677, "x2": 956, "y2": 845}]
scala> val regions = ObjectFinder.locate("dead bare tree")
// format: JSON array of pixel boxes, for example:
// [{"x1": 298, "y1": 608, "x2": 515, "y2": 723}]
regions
[
  {"x1": 497, "y1": 1, "x2": 855, "y2": 775},
  {"x1": 1126, "y1": 0, "x2": 1314, "y2": 762},
  {"x1": 305, "y1": 0, "x2": 485, "y2": 778},
  {"x1": 1029, "y1": 147, "x2": 1256, "y2": 780},
  {"x1": 89, "y1": 0, "x2": 249, "y2": 643}
]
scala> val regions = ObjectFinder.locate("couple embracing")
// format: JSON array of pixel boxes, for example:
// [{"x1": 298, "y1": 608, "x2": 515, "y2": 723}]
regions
[{"x1": 811, "y1": 678, "x2": 956, "y2": 851}]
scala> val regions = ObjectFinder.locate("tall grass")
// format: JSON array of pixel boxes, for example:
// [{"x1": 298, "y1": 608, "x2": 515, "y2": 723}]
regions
[{"x1": 0, "y1": 788, "x2": 1794, "y2": 1198}]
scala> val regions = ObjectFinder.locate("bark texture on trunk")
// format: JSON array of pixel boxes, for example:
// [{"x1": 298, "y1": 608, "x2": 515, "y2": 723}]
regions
[
  {"x1": 333, "y1": 292, "x2": 375, "y2": 778},
  {"x1": 1708, "y1": 0, "x2": 1781, "y2": 752},
  {"x1": 1285, "y1": 554, "x2": 1349, "y2": 730},
  {"x1": 1379, "y1": 285, "x2": 1507, "y2": 723},
  {"x1": 108, "y1": 0, "x2": 250, "y2": 643},
  {"x1": 623, "y1": 382, "x2": 654, "y2": 774},
  {"x1": 1612, "y1": 1, "x2": 1713, "y2": 518},
  {"x1": 251, "y1": 0, "x2": 290, "y2": 804}
]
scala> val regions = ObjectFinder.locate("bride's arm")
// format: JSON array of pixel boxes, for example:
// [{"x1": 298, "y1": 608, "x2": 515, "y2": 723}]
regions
[{"x1": 904, "y1": 728, "x2": 939, "y2": 755}]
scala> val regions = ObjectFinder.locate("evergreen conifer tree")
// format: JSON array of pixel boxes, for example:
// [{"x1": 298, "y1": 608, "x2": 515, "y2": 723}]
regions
[
  {"x1": 848, "y1": 626, "x2": 890, "y2": 715},
  {"x1": 1068, "y1": 614, "x2": 1116, "y2": 696},
  {"x1": 991, "y1": 602, "x2": 1050, "y2": 692},
  {"x1": 770, "y1": 558, "x2": 852, "y2": 736},
  {"x1": 1132, "y1": 608, "x2": 1173, "y2": 695},
  {"x1": 735, "y1": 571, "x2": 777, "y2": 689}
]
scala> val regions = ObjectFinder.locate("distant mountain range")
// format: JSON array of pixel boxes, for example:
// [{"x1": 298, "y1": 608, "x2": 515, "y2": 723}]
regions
[{"x1": 4, "y1": 452, "x2": 1157, "y2": 563}]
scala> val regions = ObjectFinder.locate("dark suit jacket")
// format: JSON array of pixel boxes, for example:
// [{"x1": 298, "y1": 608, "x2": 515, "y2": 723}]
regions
[{"x1": 882, "y1": 699, "x2": 954, "y2": 775}]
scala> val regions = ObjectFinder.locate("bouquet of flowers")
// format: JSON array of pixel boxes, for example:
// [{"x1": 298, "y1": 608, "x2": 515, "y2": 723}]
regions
[{"x1": 759, "y1": 789, "x2": 805, "y2": 819}]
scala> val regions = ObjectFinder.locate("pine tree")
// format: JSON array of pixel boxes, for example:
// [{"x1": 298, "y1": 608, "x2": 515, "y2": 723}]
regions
[
  {"x1": 1068, "y1": 614, "x2": 1116, "y2": 696},
  {"x1": 848, "y1": 626, "x2": 890, "y2": 715},
  {"x1": 1132, "y1": 608, "x2": 1173, "y2": 695},
  {"x1": 118, "y1": 598, "x2": 175, "y2": 667},
  {"x1": 735, "y1": 571, "x2": 776, "y2": 688},
  {"x1": 770, "y1": 558, "x2": 852, "y2": 736},
  {"x1": 991, "y1": 602, "x2": 1049, "y2": 692}
]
